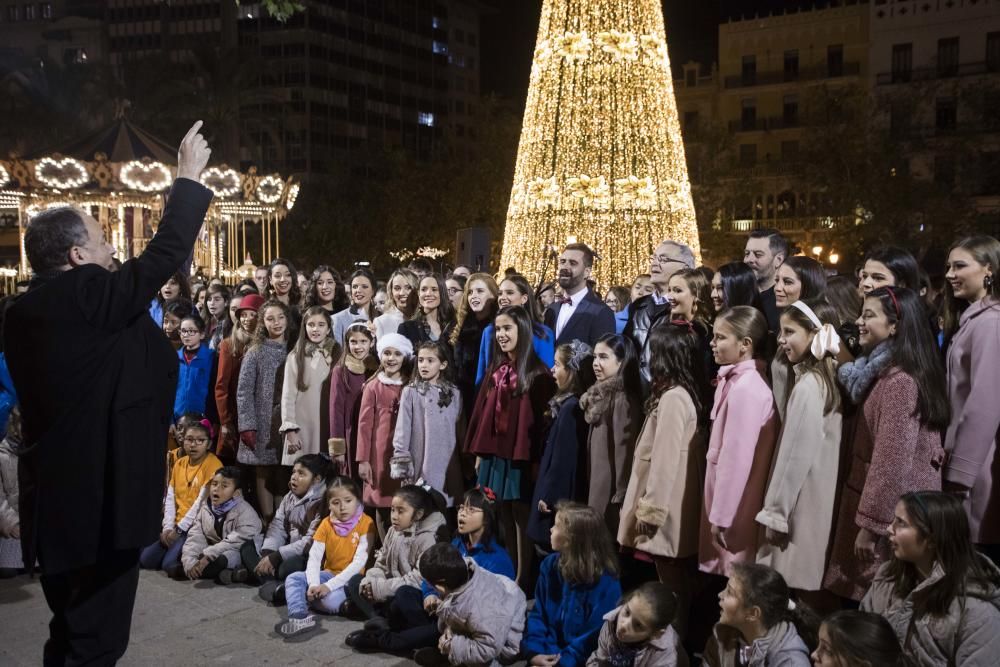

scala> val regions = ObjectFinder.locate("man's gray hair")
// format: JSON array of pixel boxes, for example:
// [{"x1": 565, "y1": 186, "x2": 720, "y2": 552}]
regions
[
  {"x1": 660, "y1": 240, "x2": 696, "y2": 269},
  {"x1": 24, "y1": 207, "x2": 89, "y2": 274}
]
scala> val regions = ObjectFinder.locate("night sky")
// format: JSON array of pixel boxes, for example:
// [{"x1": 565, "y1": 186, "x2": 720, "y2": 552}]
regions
[{"x1": 480, "y1": 0, "x2": 857, "y2": 105}]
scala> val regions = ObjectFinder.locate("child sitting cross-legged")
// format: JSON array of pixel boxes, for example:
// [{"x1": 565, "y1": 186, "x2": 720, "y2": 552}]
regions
[
  {"x1": 279, "y1": 476, "x2": 375, "y2": 638},
  {"x1": 587, "y1": 582, "x2": 690, "y2": 667},
  {"x1": 229, "y1": 453, "x2": 330, "y2": 599},
  {"x1": 419, "y1": 542, "x2": 527, "y2": 667},
  {"x1": 177, "y1": 466, "x2": 262, "y2": 582}
]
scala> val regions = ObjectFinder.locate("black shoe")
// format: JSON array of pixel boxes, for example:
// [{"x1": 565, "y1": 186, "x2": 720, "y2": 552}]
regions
[
  {"x1": 258, "y1": 580, "x2": 280, "y2": 603},
  {"x1": 216, "y1": 569, "x2": 235, "y2": 585},
  {"x1": 363, "y1": 615, "x2": 389, "y2": 632},
  {"x1": 345, "y1": 629, "x2": 383, "y2": 651},
  {"x1": 413, "y1": 647, "x2": 450, "y2": 666},
  {"x1": 272, "y1": 583, "x2": 286, "y2": 606},
  {"x1": 338, "y1": 598, "x2": 361, "y2": 618},
  {"x1": 166, "y1": 564, "x2": 186, "y2": 581}
]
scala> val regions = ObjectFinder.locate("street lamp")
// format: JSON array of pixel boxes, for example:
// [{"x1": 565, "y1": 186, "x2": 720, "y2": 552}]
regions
[
  {"x1": 812, "y1": 245, "x2": 823, "y2": 258},
  {"x1": 828, "y1": 253, "x2": 840, "y2": 265}
]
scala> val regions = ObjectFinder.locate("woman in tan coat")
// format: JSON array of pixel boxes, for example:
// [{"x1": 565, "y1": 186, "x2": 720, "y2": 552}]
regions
[
  {"x1": 755, "y1": 301, "x2": 843, "y2": 597},
  {"x1": 619, "y1": 324, "x2": 708, "y2": 637}
]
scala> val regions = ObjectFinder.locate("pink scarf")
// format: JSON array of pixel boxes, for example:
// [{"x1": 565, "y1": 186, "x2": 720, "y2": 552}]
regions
[{"x1": 332, "y1": 505, "x2": 364, "y2": 537}]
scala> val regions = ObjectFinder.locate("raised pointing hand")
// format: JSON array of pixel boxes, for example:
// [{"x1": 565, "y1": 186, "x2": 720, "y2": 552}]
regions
[{"x1": 177, "y1": 121, "x2": 211, "y2": 182}]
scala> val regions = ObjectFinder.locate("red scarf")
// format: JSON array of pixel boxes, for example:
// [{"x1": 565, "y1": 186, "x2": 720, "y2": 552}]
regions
[{"x1": 491, "y1": 361, "x2": 518, "y2": 436}]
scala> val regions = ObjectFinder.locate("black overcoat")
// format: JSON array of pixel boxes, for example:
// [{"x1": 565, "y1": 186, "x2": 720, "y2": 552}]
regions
[{"x1": 3, "y1": 178, "x2": 212, "y2": 574}]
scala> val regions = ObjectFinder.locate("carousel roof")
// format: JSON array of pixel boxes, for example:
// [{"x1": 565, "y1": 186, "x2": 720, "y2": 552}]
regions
[{"x1": 31, "y1": 119, "x2": 176, "y2": 163}]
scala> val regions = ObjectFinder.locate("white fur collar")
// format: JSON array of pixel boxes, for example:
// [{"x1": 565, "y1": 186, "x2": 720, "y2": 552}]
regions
[{"x1": 377, "y1": 372, "x2": 404, "y2": 386}]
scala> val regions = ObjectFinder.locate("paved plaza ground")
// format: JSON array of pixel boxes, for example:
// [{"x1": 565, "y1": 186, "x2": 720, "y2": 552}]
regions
[{"x1": 0, "y1": 570, "x2": 421, "y2": 666}]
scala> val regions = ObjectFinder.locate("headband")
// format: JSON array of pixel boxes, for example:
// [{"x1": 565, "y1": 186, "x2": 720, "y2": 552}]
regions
[
  {"x1": 790, "y1": 301, "x2": 841, "y2": 359},
  {"x1": 197, "y1": 418, "x2": 215, "y2": 439},
  {"x1": 884, "y1": 286, "x2": 902, "y2": 318},
  {"x1": 376, "y1": 332, "x2": 414, "y2": 358},
  {"x1": 563, "y1": 339, "x2": 592, "y2": 371}
]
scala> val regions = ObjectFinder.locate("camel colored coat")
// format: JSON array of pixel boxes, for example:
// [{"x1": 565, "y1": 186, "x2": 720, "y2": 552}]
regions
[
  {"x1": 279, "y1": 346, "x2": 333, "y2": 466},
  {"x1": 618, "y1": 387, "x2": 706, "y2": 559},
  {"x1": 756, "y1": 366, "x2": 843, "y2": 591}
]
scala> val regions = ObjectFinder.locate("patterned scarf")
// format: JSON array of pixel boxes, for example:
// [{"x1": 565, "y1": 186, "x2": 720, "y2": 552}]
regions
[
  {"x1": 838, "y1": 339, "x2": 894, "y2": 404},
  {"x1": 332, "y1": 505, "x2": 365, "y2": 537},
  {"x1": 210, "y1": 496, "x2": 240, "y2": 517}
]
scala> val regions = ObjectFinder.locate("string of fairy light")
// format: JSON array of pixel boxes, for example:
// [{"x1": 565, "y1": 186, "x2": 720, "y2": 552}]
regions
[{"x1": 499, "y1": 0, "x2": 701, "y2": 288}]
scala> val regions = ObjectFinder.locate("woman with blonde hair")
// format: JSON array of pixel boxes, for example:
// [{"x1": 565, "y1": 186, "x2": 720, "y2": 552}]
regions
[{"x1": 373, "y1": 268, "x2": 419, "y2": 339}]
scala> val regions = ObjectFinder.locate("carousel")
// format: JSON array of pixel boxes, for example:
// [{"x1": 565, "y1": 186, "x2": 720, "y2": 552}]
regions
[{"x1": 0, "y1": 119, "x2": 299, "y2": 283}]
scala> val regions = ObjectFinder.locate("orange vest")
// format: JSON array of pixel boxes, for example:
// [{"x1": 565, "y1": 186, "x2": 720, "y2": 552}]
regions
[{"x1": 312, "y1": 512, "x2": 374, "y2": 574}]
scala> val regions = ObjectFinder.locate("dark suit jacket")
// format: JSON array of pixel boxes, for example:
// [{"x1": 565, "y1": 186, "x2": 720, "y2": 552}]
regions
[
  {"x1": 543, "y1": 288, "x2": 616, "y2": 348},
  {"x1": 4, "y1": 178, "x2": 212, "y2": 574}
]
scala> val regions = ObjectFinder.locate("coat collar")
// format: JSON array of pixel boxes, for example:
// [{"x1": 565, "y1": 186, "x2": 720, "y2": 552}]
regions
[{"x1": 959, "y1": 296, "x2": 1000, "y2": 327}]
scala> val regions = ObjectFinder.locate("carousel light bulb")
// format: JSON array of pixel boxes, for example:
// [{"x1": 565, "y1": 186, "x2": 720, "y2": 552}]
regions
[
  {"x1": 35, "y1": 157, "x2": 89, "y2": 190},
  {"x1": 499, "y1": 0, "x2": 701, "y2": 287}
]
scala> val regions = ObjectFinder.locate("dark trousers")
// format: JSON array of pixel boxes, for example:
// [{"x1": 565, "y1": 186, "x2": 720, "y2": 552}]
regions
[
  {"x1": 40, "y1": 548, "x2": 140, "y2": 667},
  {"x1": 382, "y1": 585, "x2": 440, "y2": 651},
  {"x1": 346, "y1": 573, "x2": 382, "y2": 620},
  {"x1": 239, "y1": 540, "x2": 306, "y2": 582}
]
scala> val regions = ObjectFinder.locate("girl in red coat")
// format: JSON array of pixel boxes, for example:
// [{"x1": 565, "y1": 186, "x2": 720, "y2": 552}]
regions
[
  {"x1": 824, "y1": 287, "x2": 948, "y2": 600},
  {"x1": 356, "y1": 332, "x2": 413, "y2": 540},
  {"x1": 465, "y1": 305, "x2": 557, "y2": 586}
]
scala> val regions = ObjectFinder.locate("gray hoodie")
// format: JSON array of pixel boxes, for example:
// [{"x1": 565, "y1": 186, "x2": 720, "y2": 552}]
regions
[
  {"x1": 361, "y1": 510, "x2": 447, "y2": 601},
  {"x1": 703, "y1": 621, "x2": 811, "y2": 667},
  {"x1": 588, "y1": 605, "x2": 689, "y2": 667},
  {"x1": 861, "y1": 557, "x2": 1000, "y2": 667},
  {"x1": 436, "y1": 560, "x2": 526, "y2": 667}
]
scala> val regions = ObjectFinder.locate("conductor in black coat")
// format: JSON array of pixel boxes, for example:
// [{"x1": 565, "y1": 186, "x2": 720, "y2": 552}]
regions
[{"x1": 3, "y1": 122, "x2": 213, "y2": 665}]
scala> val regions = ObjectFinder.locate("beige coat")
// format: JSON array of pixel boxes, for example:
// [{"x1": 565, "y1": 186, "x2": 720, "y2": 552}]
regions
[
  {"x1": 861, "y1": 558, "x2": 1000, "y2": 667},
  {"x1": 279, "y1": 346, "x2": 333, "y2": 466},
  {"x1": 618, "y1": 387, "x2": 706, "y2": 559},
  {"x1": 756, "y1": 367, "x2": 843, "y2": 591}
]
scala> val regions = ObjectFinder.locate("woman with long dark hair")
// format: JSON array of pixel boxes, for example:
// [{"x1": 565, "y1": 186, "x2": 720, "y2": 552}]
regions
[
  {"x1": 824, "y1": 287, "x2": 949, "y2": 601},
  {"x1": 331, "y1": 267, "x2": 378, "y2": 345},
  {"x1": 398, "y1": 273, "x2": 457, "y2": 349},
  {"x1": 860, "y1": 491, "x2": 1000, "y2": 665},
  {"x1": 475, "y1": 274, "x2": 556, "y2": 384}
]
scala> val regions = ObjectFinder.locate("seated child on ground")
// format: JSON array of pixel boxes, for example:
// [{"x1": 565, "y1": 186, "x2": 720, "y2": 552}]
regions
[
  {"x1": 345, "y1": 484, "x2": 449, "y2": 621},
  {"x1": 279, "y1": 476, "x2": 375, "y2": 638},
  {"x1": 234, "y1": 453, "x2": 329, "y2": 599},
  {"x1": 587, "y1": 582, "x2": 689, "y2": 667},
  {"x1": 422, "y1": 542, "x2": 527, "y2": 667},
  {"x1": 179, "y1": 466, "x2": 262, "y2": 581},
  {"x1": 141, "y1": 418, "x2": 222, "y2": 572}
]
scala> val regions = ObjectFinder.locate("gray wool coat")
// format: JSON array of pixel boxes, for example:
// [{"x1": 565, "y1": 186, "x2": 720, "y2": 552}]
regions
[
  {"x1": 236, "y1": 338, "x2": 288, "y2": 465},
  {"x1": 436, "y1": 560, "x2": 526, "y2": 667},
  {"x1": 861, "y1": 557, "x2": 1000, "y2": 667}
]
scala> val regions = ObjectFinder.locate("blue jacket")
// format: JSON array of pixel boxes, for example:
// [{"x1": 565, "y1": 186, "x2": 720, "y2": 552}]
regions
[
  {"x1": 527, "y1": 396, "x2": 588, "y2": 546},
  {"x1": 422, "y1": 535, "x2": 515, "y2": 597},
  {"x1": 174, "y1": 343, "x2": 214, "y2": 421},
  {"x1": 522, "y1": 552, "x2": 621, "y2": 667},
  {"x1": 614, "y1": 306, "x2": 629, "y2": 335},
  {"x1": 475, "y1": 322, "x2": 556, "y2": 386},
  {"x1": 148, "y1": 298, "x2": 164, "y2": 327},
  {"x1": 0, "y1": 353, "x2": 17, "y2": 438}
]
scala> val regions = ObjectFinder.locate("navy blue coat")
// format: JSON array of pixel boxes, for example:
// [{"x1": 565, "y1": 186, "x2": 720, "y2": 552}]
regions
[
  {"x1": 4, "y1": 178, "x2": 212, "y2": 573},
  {"x1": 543, "y1": 288, "x2": 616, "y2": 348},
  {"x1": 527, "y1": 396, "x2": 588, "y2": 546}
]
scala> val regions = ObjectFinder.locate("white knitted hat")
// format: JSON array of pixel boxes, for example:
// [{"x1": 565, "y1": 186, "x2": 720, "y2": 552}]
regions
[{"x1": 376, "y1": 332, "x2": 413, "y2": 358}]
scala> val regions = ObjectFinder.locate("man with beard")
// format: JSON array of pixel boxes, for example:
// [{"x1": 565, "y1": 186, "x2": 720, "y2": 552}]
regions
[
  {"x1": 743, "y1": 228, "x2": 788, "y2": 332},
  {"x1": 624, "y1": 240, "x2": 696, "y2": 389},
  {"x1": 543, "y1": 243, "x2": 615, "y2": 347},
  {"x1": 4, "y1": 122, "x2": 213, "y2": 664}
]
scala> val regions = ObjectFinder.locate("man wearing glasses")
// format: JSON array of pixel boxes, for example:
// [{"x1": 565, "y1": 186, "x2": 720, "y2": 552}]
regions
[{"x1": 624, "y1": 240, "x2": 696, "y2": 389}]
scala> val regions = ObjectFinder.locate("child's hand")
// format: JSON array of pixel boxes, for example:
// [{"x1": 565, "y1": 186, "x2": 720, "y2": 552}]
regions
[
  {"x1": 239, "y1": 430, "x2": 256, "y2": 449},
  {"x1": 635, "y1": 519, "x2": 657, "y2": 537},
  {"x1": 307, "y1": 584, "x2": 330, "y2": 601},
  {"x1": 186, "y1": 556, "x2": 210, "y2": 580},
  {"x1": 285, "y1": 431, "x2": 302, "y2": 453},
  {"x1": 438, "y1": 630, "x2": 452, "y2": 654},
  {"x1": 530, "y1": 654, "x2": 560, "y2": 666},
  {"x1": 765, "y1": 527, "x2": 789, "y2": 548},
  {"x1": 423, "y1": 594, "x2": 441, "y2": 614},
  {"x1": 710, "y1": 524, "x2": 729, "y2": 551},
  {"x1": 361, "y1": 582, "x2": 374, "y2": 600},
  {"x1": 255, "y1": 557, "x2": 275, "y2": 576},
  {"x1": 159, "y1": 529, "x2": 174, "y2": 547},
  {"x1": 333, "y1": 455, "x2": 346, "y2": 473},
  {"x1": 358, "y1": 462, "x2": 372, "y2": 484},
  {"x1": 537, "y1": 499, "x2": 551, "y2": 514}
]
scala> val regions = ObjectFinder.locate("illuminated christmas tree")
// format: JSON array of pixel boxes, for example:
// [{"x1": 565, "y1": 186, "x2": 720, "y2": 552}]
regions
[{"x1": 500, "y1": 0, "x2": 701, "y2": 287}]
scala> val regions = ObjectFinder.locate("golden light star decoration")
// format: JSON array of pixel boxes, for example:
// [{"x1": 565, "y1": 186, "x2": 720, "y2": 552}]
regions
[{"x1": 499, "y1": 0, "x2": 701, "y2": 288}]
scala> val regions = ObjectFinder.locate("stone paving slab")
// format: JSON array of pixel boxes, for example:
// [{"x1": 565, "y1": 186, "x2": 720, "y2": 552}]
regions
[{"x1": 0, "y1": 570, "x2": 420, "y2": 666}]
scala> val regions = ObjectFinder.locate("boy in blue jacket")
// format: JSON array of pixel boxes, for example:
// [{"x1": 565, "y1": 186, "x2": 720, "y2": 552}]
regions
[{"x1": 174, "y1": 313, "x2": 214, "y2": 421}]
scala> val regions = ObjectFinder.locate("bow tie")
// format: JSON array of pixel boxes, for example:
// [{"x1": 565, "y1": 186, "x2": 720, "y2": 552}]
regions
[{"x1": 556, "y1": 295, "x2": 572, "y2": 305}]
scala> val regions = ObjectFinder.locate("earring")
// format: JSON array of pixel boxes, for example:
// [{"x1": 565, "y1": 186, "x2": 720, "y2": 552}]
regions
[{"x1": 985, "y1": 274, "x2": 995, "y2": 290}]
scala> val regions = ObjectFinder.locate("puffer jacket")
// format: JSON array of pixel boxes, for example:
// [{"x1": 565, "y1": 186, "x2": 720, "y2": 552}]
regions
[
  {"x1": 622, "y1": 294, "x2": 671, "y2": 389},
  {"x1": 588, "y1": 605, "x2": 689, "y2": 667},
  {"x1": 703, "y1": 621, "x2": 811, "y2": 667},
  {"x1": 361, "y1": 510, "x2": 447, "y2": 601},
  {"x1": 260, "y1": 480, "x2": 324, "y2": 560},
  {"x1": 437, "y1": 560, "x2": 527, "y2": 667},
  {"x1": 181, "y1": 496, "x2": 262, "y2": 570},
  {"x1": 860, "y1": 557, "x2": 1000, "y2": 667}
]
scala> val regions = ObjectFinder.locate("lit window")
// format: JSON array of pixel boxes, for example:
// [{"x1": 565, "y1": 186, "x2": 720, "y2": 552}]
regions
[
  {"x1": 432, "y1": 41, "x2": 448, "y2": 55},
  {"x1": 418, "y1": 112, "x2": 435, "y2": 127},
  {"x1": 432, "y1": 16, "x2": 442, "y2": 29}
]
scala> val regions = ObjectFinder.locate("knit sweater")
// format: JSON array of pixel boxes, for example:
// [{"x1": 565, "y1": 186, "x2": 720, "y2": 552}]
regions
[{"x1": 236, "y1": 338, "x2": 288, "y2": 465}]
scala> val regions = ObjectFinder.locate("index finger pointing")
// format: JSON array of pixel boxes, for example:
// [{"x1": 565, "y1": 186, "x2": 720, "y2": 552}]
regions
[{"x1": 182, "y1": 120, "x2": 204, "y2": 144}]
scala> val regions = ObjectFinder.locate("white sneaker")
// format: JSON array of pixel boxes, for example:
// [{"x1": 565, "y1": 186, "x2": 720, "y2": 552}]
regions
[{"x1": 279, "y1": 614, "x2": 317, "y2": 637}]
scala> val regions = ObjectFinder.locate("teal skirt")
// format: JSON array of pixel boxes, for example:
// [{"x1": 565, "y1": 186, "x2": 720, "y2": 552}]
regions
[{"x1": 476, "y1": 456, "x2": 529, "y2": 501}]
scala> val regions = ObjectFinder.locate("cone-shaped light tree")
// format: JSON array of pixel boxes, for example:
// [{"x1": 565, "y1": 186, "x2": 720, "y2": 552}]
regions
[{"x1": 500, "y1": 0, "x2": 701, "y2": 288}]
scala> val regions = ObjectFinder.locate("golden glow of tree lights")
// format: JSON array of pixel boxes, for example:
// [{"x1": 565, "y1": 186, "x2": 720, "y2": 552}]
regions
[{"x1": 500, "y1": 0, "x2": 702, "y2": 287}]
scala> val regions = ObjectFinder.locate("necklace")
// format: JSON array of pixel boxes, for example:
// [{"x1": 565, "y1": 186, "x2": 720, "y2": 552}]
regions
[{"x1": 184, "y1": 456, "x2": 209, "y2": 487}]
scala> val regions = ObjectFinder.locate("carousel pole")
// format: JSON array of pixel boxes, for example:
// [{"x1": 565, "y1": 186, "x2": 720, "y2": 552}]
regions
[
  {"x1": 241, "y1": 217, "x2": 247, "y2": 267},
  {"x1": 275, "y1": 213, "x2": 280, "y2": 257}
]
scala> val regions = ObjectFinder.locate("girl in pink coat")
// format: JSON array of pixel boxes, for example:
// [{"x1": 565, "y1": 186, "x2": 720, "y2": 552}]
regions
[
  {"x1": 698, "y1": 306, "x2": 779, "y2": 576},
  {"x1": 356, "y1": 333, "x2": 413, "y2": 540}
]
